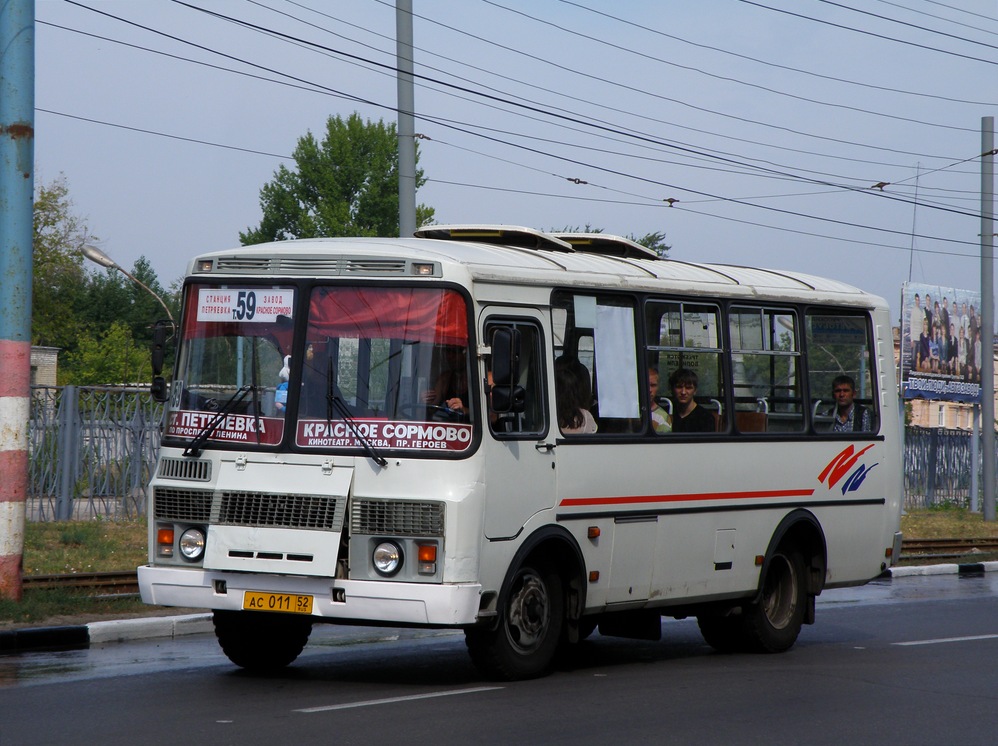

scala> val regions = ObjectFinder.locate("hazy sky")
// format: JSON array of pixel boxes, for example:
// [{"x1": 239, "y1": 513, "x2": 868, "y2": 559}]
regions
[{"x1": 35, "y1": 1, "x2": 997, "y2": 320}]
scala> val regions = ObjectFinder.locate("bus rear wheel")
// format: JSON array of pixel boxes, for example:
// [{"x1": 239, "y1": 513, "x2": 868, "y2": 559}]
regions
[
  {"x1": 465, "y1": 560, "x2": 564, "y2": 680},
  {"x1": 740, "y1": 549, "x2": 806, "y2": 653},
  {"x1": 698, "y1": 549, "x2": 806, "y2": 654},
  {"x1": 213, "y1": 610, "x2": 313, "y2": 671}
]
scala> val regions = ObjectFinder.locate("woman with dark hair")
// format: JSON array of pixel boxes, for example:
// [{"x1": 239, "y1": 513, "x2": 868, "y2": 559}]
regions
[
  {"x1": 670, "y1": 367, "x2": 714, "y2": 433},
  {"x1": 555, "y1": 356, "x2": 597, "y2": 435}
]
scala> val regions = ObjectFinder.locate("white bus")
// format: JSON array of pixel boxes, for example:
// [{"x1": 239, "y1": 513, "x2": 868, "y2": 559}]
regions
[{"x1": 139, "y1": 225, "x2": 902, "y2": 680}]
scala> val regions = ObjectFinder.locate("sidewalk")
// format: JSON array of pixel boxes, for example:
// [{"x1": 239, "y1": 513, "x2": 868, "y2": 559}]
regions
[{"x1": 3, "y1": 560, "x2": 997, "y2": 654}]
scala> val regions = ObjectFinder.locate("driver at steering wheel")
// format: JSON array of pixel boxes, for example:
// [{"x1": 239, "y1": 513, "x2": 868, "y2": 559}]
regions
[{"x1": 423, "y1": 345, "x2": 469, "y2": 419}]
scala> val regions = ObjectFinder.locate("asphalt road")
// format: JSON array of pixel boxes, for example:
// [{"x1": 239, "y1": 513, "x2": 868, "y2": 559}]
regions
[{"x1": 2, "y1": 573, "x2": 998, "y2": 746}]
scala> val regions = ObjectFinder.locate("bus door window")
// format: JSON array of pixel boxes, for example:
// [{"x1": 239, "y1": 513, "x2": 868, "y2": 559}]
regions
[
  {"x1": 645, "y1": 300, "x2": 724, "y2": 434},
  {"x1": 552, "y1": 292, "x2": 641, "y2": 434},
  {"x1": 728, "y1": 306, "x2": 804, "y2": 433},
  {"x1": 805, "y1": 311, "x2": 879, "y2": 434},
  {"x1": 485, "y1": 320, "x2": 545, "y2": 436}
]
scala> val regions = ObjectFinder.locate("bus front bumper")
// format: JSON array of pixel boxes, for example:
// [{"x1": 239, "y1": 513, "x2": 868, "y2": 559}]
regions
[{"x1": 138, "y1": 565, "x2": 483, "y2": 626}]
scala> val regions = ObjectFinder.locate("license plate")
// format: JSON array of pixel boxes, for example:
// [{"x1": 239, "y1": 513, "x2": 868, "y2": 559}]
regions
[{"x1": 242, "y1": 591, "x2": 313, "y2": 614}]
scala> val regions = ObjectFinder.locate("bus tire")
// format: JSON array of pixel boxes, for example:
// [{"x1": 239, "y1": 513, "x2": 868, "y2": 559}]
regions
[
  {"x1": 740, "y1": 548, "x2": 806, "y2": 653},
  {"x1": 465, "y1": 559, "x2": 565, "y2": 680},
  {"x1": 213, "y1": 610, "x2": 313, "y2": 671}
]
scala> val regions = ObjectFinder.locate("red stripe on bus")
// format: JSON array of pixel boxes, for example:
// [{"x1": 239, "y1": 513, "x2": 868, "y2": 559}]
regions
[{"x1": 559, "y1": 488, "x2": 816, "y2": 507}]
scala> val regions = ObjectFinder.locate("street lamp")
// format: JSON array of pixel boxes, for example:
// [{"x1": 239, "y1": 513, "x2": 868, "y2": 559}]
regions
[{"x1": 81, "y1": 244, "x2": 175, "y2": 324}]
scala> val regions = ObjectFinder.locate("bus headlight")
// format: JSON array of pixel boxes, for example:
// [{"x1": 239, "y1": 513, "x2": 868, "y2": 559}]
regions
[
  {"x1": 179, "y1": 527, "x2": 206, "y2": 561},
  {"x1": 373, "y1": 541, "x2": 403, "y2": 576}
]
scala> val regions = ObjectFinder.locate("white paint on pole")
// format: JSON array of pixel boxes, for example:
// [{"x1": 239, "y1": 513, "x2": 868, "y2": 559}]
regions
[
  {"x1": 0, "y1": 396, "x2": 29, "y2": 450},
  {"x1": 0, "y1": 501, "x2": 25, "y2": 556}
]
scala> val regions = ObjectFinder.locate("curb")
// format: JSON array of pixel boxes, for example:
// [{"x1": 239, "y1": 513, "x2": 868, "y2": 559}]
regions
[
  {"x1": 0, "y1": 613, "x2": 212, "y2": 654},
  {"x1": 4, "y1": 562, "x2": 998, "y2": 655},
  {"x1": 885, "y1": 560, "x2": 998, "y2": 578}
]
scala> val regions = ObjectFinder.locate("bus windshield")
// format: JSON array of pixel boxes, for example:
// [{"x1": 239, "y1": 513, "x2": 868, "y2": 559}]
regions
[
  {"x1": 293, "y1": 285, "x2": 474, "y2": 455},
  {"x1": 165, "y1": 285, "x2": 297, "y2": 448},
  {"x1": 165, "y1": 283, "x2": 476, "y2": 456}
]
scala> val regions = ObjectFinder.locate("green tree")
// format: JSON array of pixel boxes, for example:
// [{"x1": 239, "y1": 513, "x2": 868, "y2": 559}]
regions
[
  {"x1": 632, "y1": 231, "x2": 670, "y2": 258},
  {"x1": 65, "y1": 321, "x2": 147, "y2": 385},
  {"x1": 241, "y1": 113, "x2": 434, "y2": 244},
  {"x1": 82, "y1": 256, "x2": 174, "y2": 350},
  {"x1": 32, "y1": 177, "x2": 93, "y2": 350}
]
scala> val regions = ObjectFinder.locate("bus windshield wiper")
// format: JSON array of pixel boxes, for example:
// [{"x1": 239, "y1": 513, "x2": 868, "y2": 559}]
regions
[
  {"x1": 326, "y1": 358, "x2": 388, "y2": 468},
  {"x1": 183, "y1": 385, "x2": 254, "y2": 458}
]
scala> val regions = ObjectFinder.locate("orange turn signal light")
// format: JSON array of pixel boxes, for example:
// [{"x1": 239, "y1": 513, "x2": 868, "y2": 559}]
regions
[{"x1": 418, "y1": 544, "x2": 437, "y2": 563}]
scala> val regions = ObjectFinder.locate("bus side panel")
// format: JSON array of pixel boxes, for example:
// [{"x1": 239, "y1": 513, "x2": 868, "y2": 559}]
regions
[{"x1": 554, "y1": 438, "x2": 898, "y2": 612}]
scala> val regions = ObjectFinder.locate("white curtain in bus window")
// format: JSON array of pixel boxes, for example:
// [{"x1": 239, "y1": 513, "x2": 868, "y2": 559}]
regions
[
  {"x1": 594, "y1": 304, "x2": 640, "y2": 418},
  {"x1": 729, "y1": 307, "x2": 803, "y2": 433}
]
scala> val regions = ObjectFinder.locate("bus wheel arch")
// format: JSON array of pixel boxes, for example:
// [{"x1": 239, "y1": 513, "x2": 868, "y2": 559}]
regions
[
  {"x1": 760, "y1": 509, "x2": 828, "y2": 613},
  {"x1": 465, "y1": 527, "x2": 585, "y2": 680},
  {"x1": 743, "y1": 510, "x2": 827, "y2": 652}
]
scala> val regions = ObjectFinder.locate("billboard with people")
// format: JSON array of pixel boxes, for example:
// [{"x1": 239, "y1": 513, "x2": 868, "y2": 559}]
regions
[{"x1": 900, "y1": 282, "x2": 982, "y2": 403}]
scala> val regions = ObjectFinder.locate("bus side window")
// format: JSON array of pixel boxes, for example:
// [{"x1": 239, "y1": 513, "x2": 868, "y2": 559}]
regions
[
  {"x1": 729, "y1": 306, "x2": 804, "y2": 433},
  {"x1": 553, "y1": 292, "x2": 641, "y2": 435},
  {"x1": 645, "y1": 299, "x2": 725, "y2": 436},
  {"x1": 805, "y1": 311, "x2": 879, "y2": 435}
]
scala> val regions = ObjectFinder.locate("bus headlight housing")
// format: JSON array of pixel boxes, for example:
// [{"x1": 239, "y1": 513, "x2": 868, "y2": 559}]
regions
[
  {"x1": 179, "y1": 527, "x2": 206, "y2": 561},
  {"x1": 373, "y1": 541, "x2": 403, "y2": 576}
]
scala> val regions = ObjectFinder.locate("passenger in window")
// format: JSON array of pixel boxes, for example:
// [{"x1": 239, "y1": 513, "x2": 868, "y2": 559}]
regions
[
  {"x1": 274, "y1": 355, "x2": 291, "y2": 415},
  {"x1": 669, "y1": 368, "x2": 714, "y2": 433},
  {"x1": 424, "y1": 345, "x2": 470, "y2": 416},
  {"x1": 648, "y1": 366, "x2": 671, "y2": 434},
  {"x1": 830, "y1": 375, "x2": 872, "y2": 433},
  {"x1": 555, "y1": 356, "x2": 598, "y2": 435}
]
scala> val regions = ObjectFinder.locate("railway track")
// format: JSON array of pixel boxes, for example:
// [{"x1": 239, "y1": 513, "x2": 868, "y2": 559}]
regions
[
  {"x1": 19, "y1": 537, "x2": 998, "y2": 596},
  {"x1": 899, "y1": 537, "x2": 998, "y2": 559},
  {"x1": 22, "y1": 570, "x2": 139, "y2": 595}
]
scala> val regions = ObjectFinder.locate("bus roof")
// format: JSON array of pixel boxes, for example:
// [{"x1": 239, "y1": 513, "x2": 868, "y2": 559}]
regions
[{"x1": 191, "y1": 228, "x2": 884, "y2": 308}]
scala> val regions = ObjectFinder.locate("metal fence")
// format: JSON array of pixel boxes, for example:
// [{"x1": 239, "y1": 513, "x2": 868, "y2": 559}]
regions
[
  {"x1": 903, "y1": 427, "x2": 984, "y2": 510},
  {"x1": 22, "y1": 387, "x2": 993, "y2": 519},
  {"x1": 28, "y1": 385, "x2": 164, "y2": 521}
]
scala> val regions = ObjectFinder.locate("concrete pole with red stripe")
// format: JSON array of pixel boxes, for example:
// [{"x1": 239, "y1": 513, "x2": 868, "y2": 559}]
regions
[{"x1": 0, "y1": 0, "x2": 35, "y2": 601}]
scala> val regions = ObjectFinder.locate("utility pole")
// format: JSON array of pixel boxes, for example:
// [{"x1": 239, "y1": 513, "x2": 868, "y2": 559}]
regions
[
  {"x1": 0, "y1": 0, "x2": 35, "y2": 600},
  {"x1": 396, "y1": 0, "x2": 417, "y2": 237},
  {"x1": 982, "y1": 116, "x2": 995, "y2": 521}
]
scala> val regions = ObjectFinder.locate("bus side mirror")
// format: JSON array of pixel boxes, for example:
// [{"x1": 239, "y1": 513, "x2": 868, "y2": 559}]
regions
[
  {"x1": 151, "y1": 376, "x2": 169, "y2": 403},
  {"x1": 151, "y1": 320, "x2": 172, "y2": 402},
  {"x1": 490, "y1": 327, "x2": 524, "y2": 414},
  {"x1": 151, "y1": 321, "x2": 169, "y2": 376}
]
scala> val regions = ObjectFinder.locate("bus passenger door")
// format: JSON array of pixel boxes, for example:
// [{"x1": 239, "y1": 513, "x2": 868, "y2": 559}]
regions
[{"x1": 482, "y1": 314, "x2": 556, "y2": 539}]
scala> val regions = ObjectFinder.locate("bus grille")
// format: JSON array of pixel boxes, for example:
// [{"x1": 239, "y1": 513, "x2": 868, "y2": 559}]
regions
[
  {"x1": 153, "y1": 487, "x2": 213, "y2": 522},
  {"x1": 351, "y1": 499, "x2": 444, "y2": 537},
  {"x1": 218, "y1": 491, "x2": 345, "y2": 531},
  {"x1": 158, "y1": 457, "x2": 211, "y2": 481}
]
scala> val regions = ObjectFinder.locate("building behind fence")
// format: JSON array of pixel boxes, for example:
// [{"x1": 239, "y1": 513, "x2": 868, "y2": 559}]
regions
[{"x1": 25, "y1": 385, "x2": 991, "y2": 520}]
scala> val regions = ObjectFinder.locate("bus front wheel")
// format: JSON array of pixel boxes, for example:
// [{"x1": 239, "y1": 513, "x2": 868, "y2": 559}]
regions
[
  {"x1": 465, "y1": 559, "x2": 565, "y2": 680},
  {"x1": 213, "y1": 610, "x2": 313, "y2": 671}
]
